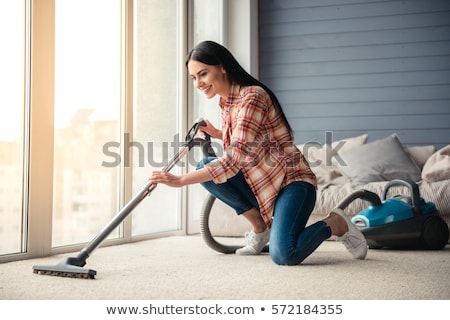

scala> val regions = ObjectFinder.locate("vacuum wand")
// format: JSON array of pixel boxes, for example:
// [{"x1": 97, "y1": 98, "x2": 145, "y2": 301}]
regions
[{"x1": 32, "y1": 119, "x2": 209, "y2": 279}]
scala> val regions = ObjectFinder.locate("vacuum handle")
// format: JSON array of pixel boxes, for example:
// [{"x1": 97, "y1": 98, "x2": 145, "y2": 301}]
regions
[
  {"x1": 188, "y1": 118, "x2": 217, "y2": 158},
  {"x1": 382, "y1": 179, "x2": 421, "y2": 215},
  {"x1": 184, "y1": 119, "x2": 207, "y2": 146}
]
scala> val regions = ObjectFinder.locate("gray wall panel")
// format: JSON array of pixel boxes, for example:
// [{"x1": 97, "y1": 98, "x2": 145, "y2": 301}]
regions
[{"x1": 259, "y1": 0, "x2": 450, "y2": 149}]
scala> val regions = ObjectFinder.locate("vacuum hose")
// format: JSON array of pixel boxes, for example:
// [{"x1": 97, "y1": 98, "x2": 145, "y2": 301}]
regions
[
  {"x1": 200, "y1": 194, "x2": 240, "y2": 254},
  {"x1": 336, "y1": 189, "x2": 382, "y2": 210}
]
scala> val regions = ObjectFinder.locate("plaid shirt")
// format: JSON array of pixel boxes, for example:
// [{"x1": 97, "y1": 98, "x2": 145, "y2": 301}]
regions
[{"x1": 205, "y1": 83, "x2": 317, "y2": 227}]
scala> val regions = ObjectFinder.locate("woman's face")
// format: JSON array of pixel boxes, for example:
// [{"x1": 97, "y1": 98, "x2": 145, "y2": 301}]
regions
[{"x1": 187, "y1": 60, "x2": 231, "y2": 99}]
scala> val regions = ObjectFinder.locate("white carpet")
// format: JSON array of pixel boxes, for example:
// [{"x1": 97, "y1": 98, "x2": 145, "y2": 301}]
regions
[{"x1": 1, "y1": 235, "x2": 449, "y2": 300}]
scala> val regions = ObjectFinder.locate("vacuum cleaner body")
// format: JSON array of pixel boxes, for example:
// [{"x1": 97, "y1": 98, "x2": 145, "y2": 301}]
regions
[
  {"x1": 350, "y1": 179, "x2": 449, "y2": 250},
  {"x1": 352, "y1": 197, "x2": 437, "y2": 227}
]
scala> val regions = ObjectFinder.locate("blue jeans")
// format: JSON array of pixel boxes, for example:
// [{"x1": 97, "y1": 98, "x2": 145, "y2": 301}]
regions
[{"x1": 197, "y1": 157, "x2": 332, "y2": 265}]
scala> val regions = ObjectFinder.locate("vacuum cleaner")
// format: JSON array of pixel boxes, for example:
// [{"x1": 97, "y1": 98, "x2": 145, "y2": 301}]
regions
[
  {"x1": 32, "y1": 119, "x2": 216, "y2": 279},
  {"x1": 343, "y1": 179, "x2": 449, "y2": 250}
]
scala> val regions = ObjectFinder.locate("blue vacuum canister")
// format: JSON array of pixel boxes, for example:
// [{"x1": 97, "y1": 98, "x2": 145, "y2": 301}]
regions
[{"x1": 349, "y1": 179, "x2": 449, "y2": 250}]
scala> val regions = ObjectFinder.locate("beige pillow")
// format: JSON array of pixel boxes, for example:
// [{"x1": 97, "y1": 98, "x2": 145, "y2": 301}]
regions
[
  {"x1": 298, "y1": 133, "x2": 368, "y2": 184},
  {"x1": 422, "y1": 145, "x2": 450, "y2": 182},
  {"x1": 405, "y1": 145, "x2": 436, "y2": 170}
]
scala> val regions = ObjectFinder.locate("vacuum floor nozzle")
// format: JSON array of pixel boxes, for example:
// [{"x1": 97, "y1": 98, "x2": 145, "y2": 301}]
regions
[{"x1": 32, "y1": 257, "x2": 96, "y2": 279}]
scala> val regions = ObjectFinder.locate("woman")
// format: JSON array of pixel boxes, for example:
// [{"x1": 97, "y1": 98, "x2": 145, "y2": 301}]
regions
[{"x1": 150, "y1": 40, "x2": 367, "y2": 265}]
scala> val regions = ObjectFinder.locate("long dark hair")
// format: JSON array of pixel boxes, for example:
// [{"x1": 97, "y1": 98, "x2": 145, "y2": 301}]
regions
[{"x1": 186, "y1": 40, "x2": 293, "y2": 135}]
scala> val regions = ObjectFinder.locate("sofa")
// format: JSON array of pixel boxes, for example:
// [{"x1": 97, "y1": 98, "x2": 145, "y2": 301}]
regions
[{"x1": 206, "y1": 133, "x2": 450, "y2": 243}]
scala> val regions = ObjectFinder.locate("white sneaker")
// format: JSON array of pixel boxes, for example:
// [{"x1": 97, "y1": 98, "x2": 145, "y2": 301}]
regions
[
  {"x1": 333, "y1": 208, "x2": 368, "y2": 259},
  {"x1": 235, "y1": 228, "x2": 270, "y2": 256}
]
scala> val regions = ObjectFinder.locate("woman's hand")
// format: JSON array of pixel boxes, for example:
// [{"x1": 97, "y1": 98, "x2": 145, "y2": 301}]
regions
[
  {"x1": 150, "y1": 171, "x2": 184, "y2": 188},
  {"x1": 200, "y1": 119, "x2": 222, "y2": 140},
  {"x1": 150, "y1": 167, "x2": 212, "y2": 188}
]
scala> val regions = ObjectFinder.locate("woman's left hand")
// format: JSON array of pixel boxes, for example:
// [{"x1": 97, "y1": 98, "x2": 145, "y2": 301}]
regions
[{"x1": 150, "y1": 171, "x2": 184, "y2": 188}]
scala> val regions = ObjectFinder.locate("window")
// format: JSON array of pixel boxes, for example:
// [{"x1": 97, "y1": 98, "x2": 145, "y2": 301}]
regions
[
  {"x1": 131, "y1": 0, "x2": 183, "y2": 236},
  {"x1": 0, "y1": 0, "x2": 27, "y2": 255},
  {"x1": 52, "y1": 0, "x2": 122, "y2": 247}
]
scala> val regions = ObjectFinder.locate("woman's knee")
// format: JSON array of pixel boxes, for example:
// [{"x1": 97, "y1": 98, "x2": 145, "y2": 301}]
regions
[
  {"x1": 269, "y1": 234, "x2": 310, "y2": 265},
  {"x1": 269, "y1": 243, "x2": 303, "y2": 266},
  {"x1": 269, "y1": 239, "x2": 301, "y2": 266}
]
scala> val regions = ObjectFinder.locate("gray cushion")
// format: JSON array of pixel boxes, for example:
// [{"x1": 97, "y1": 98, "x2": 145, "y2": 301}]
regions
[{"x1": 333, "y1": 134, "x2": 421, "y2": 185}]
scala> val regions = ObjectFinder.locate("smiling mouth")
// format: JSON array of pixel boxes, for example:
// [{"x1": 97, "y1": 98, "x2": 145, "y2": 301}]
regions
[{"x1": 201, "y1": 85, "x2": 212, "y2": 94}]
